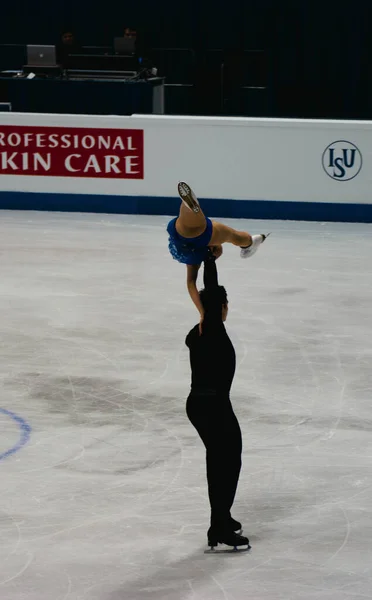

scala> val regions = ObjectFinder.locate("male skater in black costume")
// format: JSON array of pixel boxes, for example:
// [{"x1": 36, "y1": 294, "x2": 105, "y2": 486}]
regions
[{"x1": 185, "y1": 250, "x2": 250, "y2": 552}]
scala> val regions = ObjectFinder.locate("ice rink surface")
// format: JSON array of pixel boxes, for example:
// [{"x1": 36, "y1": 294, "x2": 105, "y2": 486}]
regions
[{"x1": 1, "y1": 210, "x2": 372, "y2": 600}]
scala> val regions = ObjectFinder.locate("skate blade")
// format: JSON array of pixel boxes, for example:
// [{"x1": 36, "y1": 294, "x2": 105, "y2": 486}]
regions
[
  {"x1": 177, "y1": 181, "x2": 200, "y2": 213},
  {"x1": 178, "y1": 181, "x2": 191, "y2": 198},
  {"x1": 204, "y1": 544, "x2": 251, "y2": 555}
]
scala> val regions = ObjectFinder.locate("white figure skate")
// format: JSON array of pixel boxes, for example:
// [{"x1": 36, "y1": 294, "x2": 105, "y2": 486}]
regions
[{"x1": 240, "y1": 233, "x2": 271, "y2": 258}]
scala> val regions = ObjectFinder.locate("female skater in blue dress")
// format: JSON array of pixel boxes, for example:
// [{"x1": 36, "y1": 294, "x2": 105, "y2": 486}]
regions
[{"x1": 167, "y1": 182, "x2": 269, "y2": 322}]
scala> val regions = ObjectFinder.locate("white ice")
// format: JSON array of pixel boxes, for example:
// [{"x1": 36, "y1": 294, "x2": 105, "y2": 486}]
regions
[{"x1": 1, "y1": 210, "x2": 372, "y2": 600}]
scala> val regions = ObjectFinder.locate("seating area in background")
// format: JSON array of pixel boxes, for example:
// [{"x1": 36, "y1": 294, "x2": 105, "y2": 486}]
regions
[
  {"x1": 0, "y1": 43, "x2": 270, "y2": 117},
  {"x1": 0, "y1": 42, "x2": 164, "y2": 116}
]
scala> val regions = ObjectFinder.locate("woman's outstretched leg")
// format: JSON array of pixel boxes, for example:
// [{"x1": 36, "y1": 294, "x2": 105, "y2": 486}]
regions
[
  {"x1": 176, "y1": 183, "x2": 253, "y2": 246},
  {"x1": 173, "y1": 181, "x2": 269, "y2": 259},
  {"x1": 210, "y1": 222, "x2": 252, "y2": 247},
  {"x1": 210, "y1": 222, "x2": 269, "y2": 258}
]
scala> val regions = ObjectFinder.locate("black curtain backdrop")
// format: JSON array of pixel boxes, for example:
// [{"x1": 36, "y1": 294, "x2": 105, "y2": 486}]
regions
[
  {"x1": 2, "y1": 0, "x2": 371, "y2": 118},
  {"x1": 271, "y1": 0, "x2": 372, "y2": 118}
]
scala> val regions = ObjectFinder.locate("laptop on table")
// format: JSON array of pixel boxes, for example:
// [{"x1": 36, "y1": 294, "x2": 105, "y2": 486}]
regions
[{"x1": 27, "y1": 45, "x2": 57, "y2": 67}]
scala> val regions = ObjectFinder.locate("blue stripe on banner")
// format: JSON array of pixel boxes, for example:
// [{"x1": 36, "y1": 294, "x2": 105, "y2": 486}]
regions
[
  {"x1": 0, "y1": 408, "x2": 32, "y2": 462},
  {"x1": 0, "y1": 191, "x2": 372, "y2": 223}
]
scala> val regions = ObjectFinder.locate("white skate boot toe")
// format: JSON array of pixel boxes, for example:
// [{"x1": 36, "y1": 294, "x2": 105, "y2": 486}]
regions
[{"x1": 240, "y1": 233, "x2": 270, "y2": 259}]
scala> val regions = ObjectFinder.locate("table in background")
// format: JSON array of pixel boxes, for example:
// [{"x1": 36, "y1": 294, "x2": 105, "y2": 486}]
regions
[{"x1": 0, "y1": 76, "x2": 164, "y2": 115}]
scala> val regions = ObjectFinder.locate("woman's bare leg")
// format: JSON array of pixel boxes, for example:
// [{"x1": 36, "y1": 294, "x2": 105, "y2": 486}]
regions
[
  {"x1": 209, "y1": 222, "x2": 252, "y2": 248},
  {"x1": 176, "y1": 202, "x2": 207, "y2": 236},
  {"x1": 174, "y1": 184, "x2": 266, "y2": 253}
]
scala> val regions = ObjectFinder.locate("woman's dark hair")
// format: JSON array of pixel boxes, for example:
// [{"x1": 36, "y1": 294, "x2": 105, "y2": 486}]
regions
[{"x1": 199, "y1": 285, "x2": 228, "y2": 318}]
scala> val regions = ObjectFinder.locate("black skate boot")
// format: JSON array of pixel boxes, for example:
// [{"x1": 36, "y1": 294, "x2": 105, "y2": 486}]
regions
[
  {"x1": 229, "y1": 518, "x2": 242, "y2": 533},
  {"x1": 206, "y1": 528, "x2": 250, "y2": 553}
]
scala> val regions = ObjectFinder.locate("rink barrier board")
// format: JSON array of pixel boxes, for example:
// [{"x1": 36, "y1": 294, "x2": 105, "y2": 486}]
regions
[
  {"x1": 1, "y1": 191, "x2": 372, "y2": 223},
  {"x1": 1, "y1": 113, "x2": 372, "y2": 222}
]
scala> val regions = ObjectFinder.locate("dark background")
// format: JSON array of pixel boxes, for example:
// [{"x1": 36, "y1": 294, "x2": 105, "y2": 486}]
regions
[{"x1": 1, "y1": 0, "x2": 372, "y2": 119}]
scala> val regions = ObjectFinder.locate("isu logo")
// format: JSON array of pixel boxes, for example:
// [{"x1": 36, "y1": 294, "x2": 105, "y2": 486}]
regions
[
  {"x1": 322, "y1": 140, "x2": 362, "y2": 181},
  {"x1": 0, "y1": 125, "x2": 144, "y2": 179}
]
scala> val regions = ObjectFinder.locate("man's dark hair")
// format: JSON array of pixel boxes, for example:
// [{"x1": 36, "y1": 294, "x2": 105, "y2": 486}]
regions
[{"x1": 199, "y1": 285, "x2": 228, "y2": 318}]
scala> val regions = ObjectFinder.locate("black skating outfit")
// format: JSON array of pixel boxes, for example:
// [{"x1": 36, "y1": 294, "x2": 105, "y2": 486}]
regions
[{"x1": 185, "y1": 253, "x2": 244, "y2": 543}]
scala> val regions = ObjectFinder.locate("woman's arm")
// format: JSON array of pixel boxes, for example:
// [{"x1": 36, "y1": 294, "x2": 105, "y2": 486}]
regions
[{"x1": 186, "y1": 264, "x2": 204, "y2": 317}]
